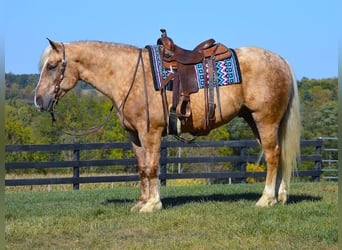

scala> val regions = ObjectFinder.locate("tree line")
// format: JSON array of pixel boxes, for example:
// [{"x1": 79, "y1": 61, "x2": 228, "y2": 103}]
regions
[{"x1": 4, "y1": 73, "x2": 337, "y2": 175}]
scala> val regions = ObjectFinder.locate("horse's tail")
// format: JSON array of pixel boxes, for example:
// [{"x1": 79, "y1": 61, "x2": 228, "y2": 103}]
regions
[{"x1": 278, "y1": 64, "x2": 301, "y2": 192}]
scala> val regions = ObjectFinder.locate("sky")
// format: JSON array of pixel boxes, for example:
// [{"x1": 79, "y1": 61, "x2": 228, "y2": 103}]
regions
[{"x1": 4, "y1": 0, "x2": 339, "y2": 79}]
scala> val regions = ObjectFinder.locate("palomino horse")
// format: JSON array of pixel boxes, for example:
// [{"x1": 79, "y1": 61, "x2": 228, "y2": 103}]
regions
[{"x1": 34, "y1": 37, "x2": 300, "y2": 212}]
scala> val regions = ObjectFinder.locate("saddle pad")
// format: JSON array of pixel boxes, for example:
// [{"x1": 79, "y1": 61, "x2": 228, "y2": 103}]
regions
[{"x1": 146, "y1": 45, "x2": 242, "y2": 91}]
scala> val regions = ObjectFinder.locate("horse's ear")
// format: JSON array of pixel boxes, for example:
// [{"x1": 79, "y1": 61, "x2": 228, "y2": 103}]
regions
[{"x1": 46, "y1": 38, "x2": 60, "y2": 52}]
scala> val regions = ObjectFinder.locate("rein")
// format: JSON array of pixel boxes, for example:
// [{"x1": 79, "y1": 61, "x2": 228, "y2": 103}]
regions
[
  {"x1": 50, "y1": 46, "x2": 150, "y2": 136},
  {"x1": 119, "y1": 49, "x2": 150, "y2": 132},
  {"x1": 50, "y1": 105, "x2": 115, "y2": 137}
]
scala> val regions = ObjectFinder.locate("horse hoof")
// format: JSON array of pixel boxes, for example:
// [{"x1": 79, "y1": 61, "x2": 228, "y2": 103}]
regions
[
  {"x1": 255, "y1": 195, "x2": 277, "y2": 207},
  {"x1": 277, "y1": 192, "x2": 288, "y2": 204},
  {"x1": 130, "y1": 201, "x2": 145, "y2": 212},
  {"x1": 139, "y1": 201, "x2": 163, "y2": 213}
]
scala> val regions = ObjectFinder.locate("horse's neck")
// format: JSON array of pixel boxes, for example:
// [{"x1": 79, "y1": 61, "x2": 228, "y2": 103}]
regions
[{"x1": 71, "y1": 42, "x2": 144, "y2": 105}]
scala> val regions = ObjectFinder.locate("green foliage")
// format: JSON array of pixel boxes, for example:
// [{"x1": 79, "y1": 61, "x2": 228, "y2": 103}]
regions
[
  {"x1": 5, "y1": 75, "x2": 128, "y2": 145},
  {"x1": 6, "y1": 74, "x2": 337, "y2": 144},
  {"x1": 311, "y1": 101, "x2": 338, "y2": 137},
  {"x1": 5, "y1": 105, "x2": 33, "y2": 145},
  {"x1": 5, "y1": 74, "x2": 338, "y2": 175},
  {"x1": 226, "y1": 77, "x2": 338, "y2": 141},
  {"x1": 227, "y1": 116, "x2": 254, "y2": 140},
  {"x1": 5, "y1": 73, "x2": 39, "y2": 89},
  {"x1": 298, "y1": 77, "x2": 338, "y2": 139},
  {"x1": 246, "y1": 163, "x2": 265, "y2": 183},
  {"x1": 5, "y1": 74, "x2": 131, "y2": 174}
]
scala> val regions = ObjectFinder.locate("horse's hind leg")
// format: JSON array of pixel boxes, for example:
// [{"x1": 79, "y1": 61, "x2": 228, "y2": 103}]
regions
[{"x1": 254, "y1": 123, "x2": 281, "y2": 207}]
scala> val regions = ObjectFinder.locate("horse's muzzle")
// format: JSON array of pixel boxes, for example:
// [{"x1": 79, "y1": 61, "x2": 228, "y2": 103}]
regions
[{"x1": 34, "y1": 94, "x2": 56, "y2": 112}]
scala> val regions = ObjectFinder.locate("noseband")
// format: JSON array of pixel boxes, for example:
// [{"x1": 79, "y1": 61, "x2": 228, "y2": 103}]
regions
[{"x1": 49, "y1": 42, "x2": 67, "y2": 121}]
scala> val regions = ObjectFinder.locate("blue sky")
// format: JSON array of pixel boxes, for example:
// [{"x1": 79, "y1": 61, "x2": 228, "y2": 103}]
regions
[{"x1": 5, "y1": 0, "x2": 339, "y2": 79}]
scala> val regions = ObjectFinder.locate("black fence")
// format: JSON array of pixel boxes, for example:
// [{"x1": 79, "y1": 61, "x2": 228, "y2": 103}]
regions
[{"x1": 5, "y1": 139, "x2": 323, "y2": 189}]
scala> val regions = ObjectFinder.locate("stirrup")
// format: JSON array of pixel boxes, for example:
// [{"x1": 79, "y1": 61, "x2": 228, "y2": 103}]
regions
[
  {"x1": 168, "y1": 107, "x2": 181, "y2": 135},
  {"x1": 176, "y1": 96, "x2": 191, "y2": 118}
]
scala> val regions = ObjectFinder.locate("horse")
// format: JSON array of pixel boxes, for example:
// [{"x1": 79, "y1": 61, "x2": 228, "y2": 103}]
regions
[{"x1": 34, "y1": 36, "x2": 300, "y2": 213}]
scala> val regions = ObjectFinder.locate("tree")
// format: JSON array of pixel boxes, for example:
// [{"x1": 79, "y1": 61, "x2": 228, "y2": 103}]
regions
[
  {"x1": 4, "y1": 73, "x2": 338, "y2": 144},
  {"x1": 299, "y1": 77, "x2": 338, "y2": 139},
  {"x1": 311, "y1": 101, "x2": 338, "y2": 138}
]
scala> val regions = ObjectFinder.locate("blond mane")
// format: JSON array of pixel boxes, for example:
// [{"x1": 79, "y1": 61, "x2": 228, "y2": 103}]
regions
[
  {"x1": 38, "y1": 46, "x2": 52, "y2": 71},
  {"x1": 38, "y1": 40, "x2": 138, "y2": 71}
]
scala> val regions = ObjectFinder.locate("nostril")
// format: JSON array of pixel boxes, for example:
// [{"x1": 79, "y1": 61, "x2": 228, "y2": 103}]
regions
[
  {"x1": 34, "y1": 93, "x2": 55, "y2": 111},
  {"x1": 34, "y1": 95, "x2": 43, "y2": 110}
]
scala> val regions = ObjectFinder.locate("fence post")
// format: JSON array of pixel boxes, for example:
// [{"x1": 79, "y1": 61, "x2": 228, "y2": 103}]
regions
[
  {"x1": 73, "y1": 143, "x2": 80, "y2": 190},
  {"x1": 240, "y1": 146, "x2": 247, "y2": 183},
  {"x1": 314, "y1": 140, "x2": 322, "y2": 182},
  {"x1": 160, "y1": 142, "x2": 167, "y2": 186}
]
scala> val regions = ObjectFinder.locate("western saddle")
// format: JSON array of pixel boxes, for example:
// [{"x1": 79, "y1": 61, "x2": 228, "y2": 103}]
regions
[{"x1": 157, "y1": 29, "x2": 232, "y2": 135}]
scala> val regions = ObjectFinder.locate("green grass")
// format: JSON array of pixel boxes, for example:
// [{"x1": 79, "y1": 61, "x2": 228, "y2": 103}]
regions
[{"x1": 5, "y1": 182, "x2": 338, "y2": 249}]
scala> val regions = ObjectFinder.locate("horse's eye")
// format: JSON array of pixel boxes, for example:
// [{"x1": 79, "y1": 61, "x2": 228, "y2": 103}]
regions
[{"x1": 47, "y1": 64, "x2": 58, "y2": 71}]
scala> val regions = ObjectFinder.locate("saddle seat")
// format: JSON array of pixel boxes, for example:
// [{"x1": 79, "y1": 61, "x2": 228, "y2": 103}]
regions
[
  {"x1": 158, "y1": 29, "x2": 231, "y2": 66},
  {"x1": 157, "y1": 29, "x2": 231, "y2": 135}
]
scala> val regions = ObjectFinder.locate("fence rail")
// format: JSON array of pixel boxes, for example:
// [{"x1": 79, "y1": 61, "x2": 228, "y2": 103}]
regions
[
  {"x1": 318, "y1": 137, "x2": 338, "y2": 181},
  {"x1": 5, "y1": 139, "x2": 324, "y2": 189}
]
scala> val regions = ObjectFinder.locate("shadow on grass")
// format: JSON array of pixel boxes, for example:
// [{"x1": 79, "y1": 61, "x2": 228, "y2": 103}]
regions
[
  {"x1": 162, "y1": 193, "x2": 321, "y2": 208},
  {"x1": 287, "y1": 194, "x2": 322, "y2": 204},
  {"x1": 102, "y1": 193, "x2": 322, "y2": 208},
  {"x1": 101, "y1": 198, "x2": 135, "y2": 205}
]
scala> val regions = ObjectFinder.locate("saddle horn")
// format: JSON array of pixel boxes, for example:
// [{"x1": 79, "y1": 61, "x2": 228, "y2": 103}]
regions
[
  {"x1": 160, "y1": 28, "x2": 167, "y2": 37},
  {"x1": 157, "y1": 29, "x2": 174, "y2": 51}
]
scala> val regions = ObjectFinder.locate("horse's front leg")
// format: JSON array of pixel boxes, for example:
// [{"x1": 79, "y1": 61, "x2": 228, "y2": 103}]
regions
[
  {"x1": 129, "y1": 131, "x2": 162, "y2": 213},
  {"x1": 130, "y1": 142, "x2": 149, "y2": 212},
  {"x1": 138, "y1": 149, "x2": 162, "y2": 213}
]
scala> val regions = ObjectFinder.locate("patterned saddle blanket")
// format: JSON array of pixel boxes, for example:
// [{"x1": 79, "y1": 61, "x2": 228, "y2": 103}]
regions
[{"x1": 146, "y1": 45, "x2": 242, "y2": 91}]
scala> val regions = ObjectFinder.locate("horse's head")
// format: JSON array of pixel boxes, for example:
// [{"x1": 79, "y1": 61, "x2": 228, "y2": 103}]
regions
[{"x1": 34, "y1": 39, "x2": 78, "y2": 112}]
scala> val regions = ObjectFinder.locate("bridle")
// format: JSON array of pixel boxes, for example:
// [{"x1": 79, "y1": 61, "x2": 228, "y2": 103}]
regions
[
  {"x1": 47, "y1": 44, "x2": 150, "y2": 135},
  {"x1": 48, "y1": 42, "x2": 67, "y2": 121},
  {"x1": 46, "y1": 41, "x2": 115, "y2": 136}
]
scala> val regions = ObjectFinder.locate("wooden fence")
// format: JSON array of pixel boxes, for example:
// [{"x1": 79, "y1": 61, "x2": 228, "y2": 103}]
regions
[{"x1": 5, "y1": 139, "x2": 323, "y2": 189}]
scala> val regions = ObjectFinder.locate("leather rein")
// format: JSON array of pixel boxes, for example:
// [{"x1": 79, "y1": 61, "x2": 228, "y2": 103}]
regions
[{"x1": 118, "y1": 49, "x2": 150, "y2": 132}]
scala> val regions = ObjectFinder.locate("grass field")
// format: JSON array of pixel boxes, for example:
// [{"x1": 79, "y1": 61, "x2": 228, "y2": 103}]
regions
[{"x1": 5, "y1": 182, "x2": 338, "y2": 249}]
